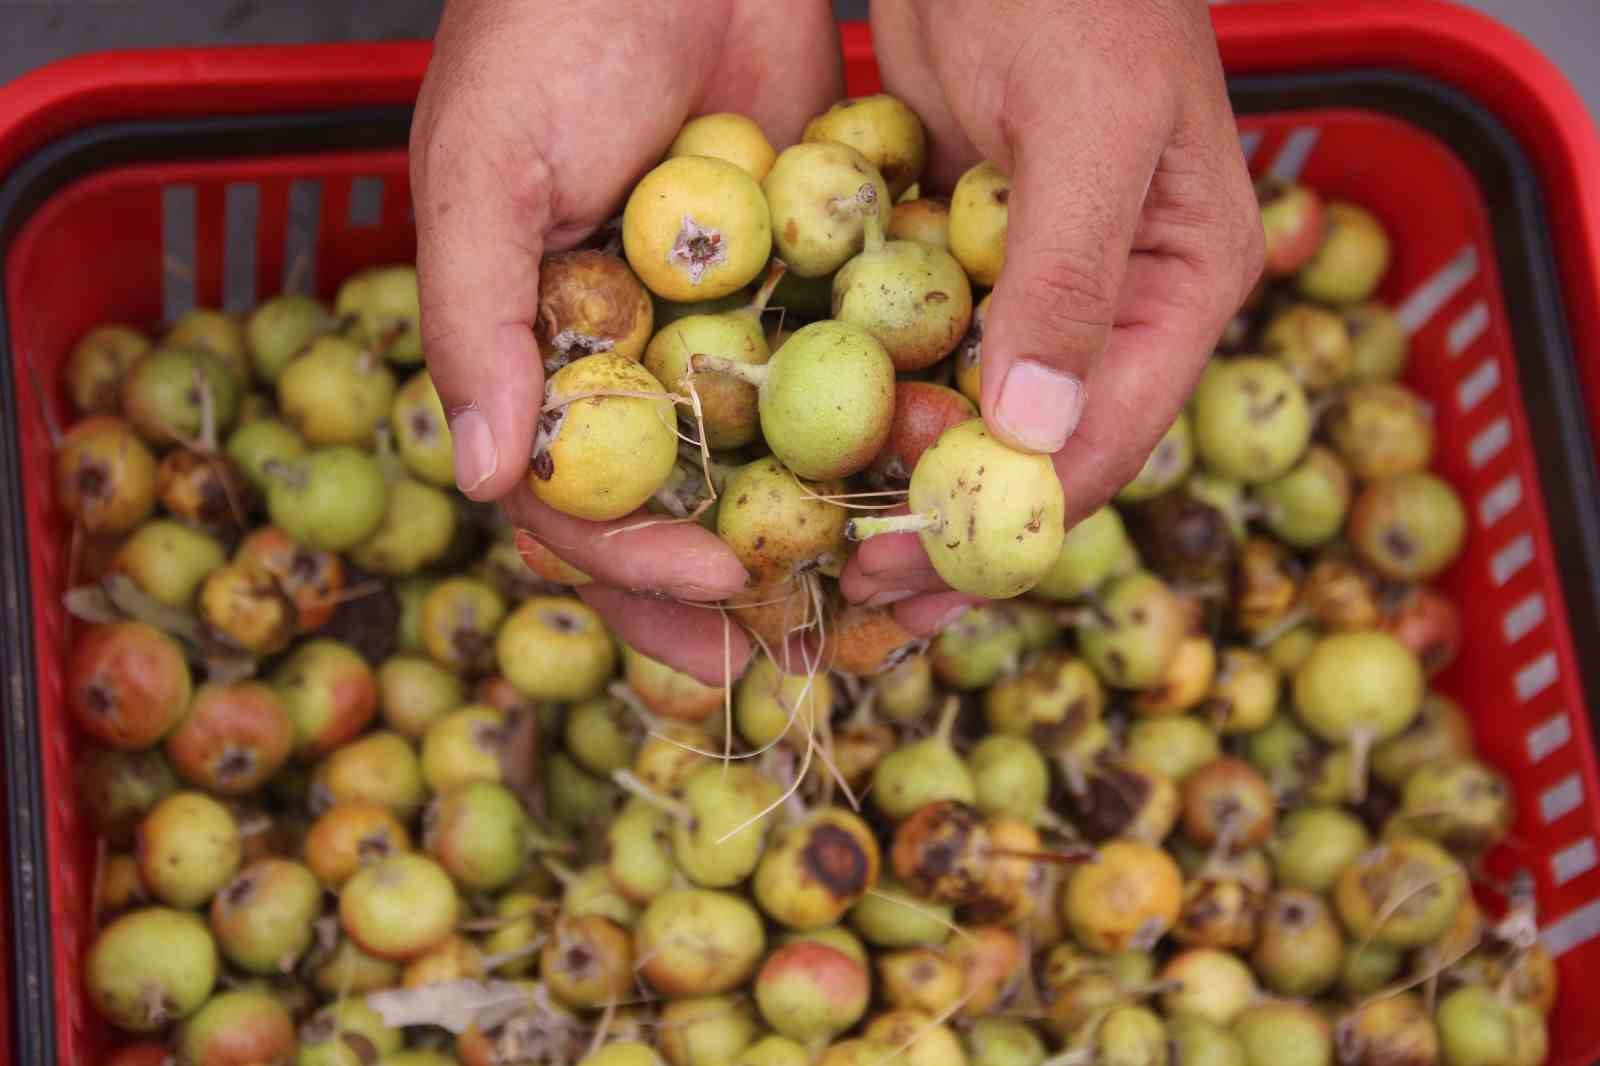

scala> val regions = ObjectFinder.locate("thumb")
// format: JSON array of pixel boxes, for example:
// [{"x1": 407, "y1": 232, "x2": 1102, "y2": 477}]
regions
[
  {"x1": 978, "y1": 113, "x2": 1165, "y2": 456},
  {"x1": 410, "y1": 104, "x2": 548, "y2": 502}
]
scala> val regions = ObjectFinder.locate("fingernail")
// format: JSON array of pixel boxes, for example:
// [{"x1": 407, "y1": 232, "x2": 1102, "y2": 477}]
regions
[
  {"x1": 934, "y1": 604, "x2": 973, "y2": 631},
  {"x1": 450, "y1": 407, "x2": 498, "y2": 493},
  {"x1": 863, "y1": 589, "x2": 915, "y2": 608},
  {"x1": 993, "y1": 359, "x2": 1085, "y2": 454}
]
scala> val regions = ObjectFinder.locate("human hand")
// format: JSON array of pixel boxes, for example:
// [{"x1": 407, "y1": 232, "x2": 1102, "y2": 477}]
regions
[
  {"x1": 410, "y1": 0, "x2": 844, "y2": 682},
  {"x1": 841, "y1": 0, "x2": 1265, "y2": 630}
]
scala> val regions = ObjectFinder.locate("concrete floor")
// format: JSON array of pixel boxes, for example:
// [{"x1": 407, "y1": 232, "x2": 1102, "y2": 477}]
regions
[{"x1": 0, "y1": 1, "x2": 1594, "y2": 124}]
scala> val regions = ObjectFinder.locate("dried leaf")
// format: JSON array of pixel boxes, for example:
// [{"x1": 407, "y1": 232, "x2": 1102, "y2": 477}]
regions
[
  {"x1": 63, "y1": 584, "x2": 122, "y2": 625},
  {"x1": 365, "y1": 979, "x2": 538, "y2": 1035}
]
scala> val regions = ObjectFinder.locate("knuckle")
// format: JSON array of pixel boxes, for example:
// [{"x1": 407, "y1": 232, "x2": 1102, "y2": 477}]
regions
[{"x1": 1006, "y1": 246, "x2": 1117, "y2": 349}]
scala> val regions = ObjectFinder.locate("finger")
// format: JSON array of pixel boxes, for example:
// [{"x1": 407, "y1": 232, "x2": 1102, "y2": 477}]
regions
[
  {"x1": 410, "y1": 72, "x2": 551, "y2": 503},
  {"x1": 1051, "y1": 108, "x2": 1263, "y2": 523},
  {"x1": 1052, "y1": 253, "x2": 1249, "y2": 525},
  {"x1": 708, "y1": 0, "x2": 846, "y2": 148},
  {"x1": 503, "y1": 486, "x2": 748, "y2": 601},
  {"x1": 840, "y1": 551, "x2": 949, "y2": 606},
  {"x1": 978, "y1": 87, "x2": 1172, "y2": 457},
  {"x1": 576, "y1": 585, "x2": 753, "y2": 687},
  {"x1": 892, "y1": 591, "x2": 987, "y2": 637}
]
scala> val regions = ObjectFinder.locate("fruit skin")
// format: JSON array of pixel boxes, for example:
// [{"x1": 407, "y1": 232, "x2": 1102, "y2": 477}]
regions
[
  {"x1": 338, "y1": 853, "x2": 459, "y2": 960},
  {"x1": 1297, "y1": 202, "x2": 1391, "y2": 304},
  {"x1": 197, "y1": 561, "x2": 298, "y2": 655},
  {"x1": 80, "y1": 748, "x2": 179, "y2": 847},
  {"x1": 1118, "y1": 412, "x2": 1195, "y2": 503},
  {"x1": 165, "y1": 681, "x2": 294, "y2": 795},
  {"x1": 535, "y1": 249, "x2": 654, "y2": 369},
  {"x1": 1262, "y1": 304, "x2": 1354, "y2": 391},
  {"x1": 1293, "y1": 629, "x2": 1423, "y2": 746},
  {"x1": 1251, "y1": 890, "x2": 1343, "y2": 996},
  {"x1": 234, "y1": 526, "x2": 344, "y2": 634},
  {"x1": 1160, "y1": 948, "x2": 1258, "y2": 1026},
  {"x1": 755, "y1": 320, "x2": 896, "y2": 481},
  {"x1": 272, "y1": 639, "x2": 378, "y2": 759},
  {"x1": 716, "y1": 457, "x2": 849, "y2": 580},
  {"x1": 542, "y1": 914, "x2": 634, "y2": 1008},
  {"x1": 1397, "y1": 757, "x2": 1514, "y2": 852},
  {"x1": 1335, "y1": 992, "x2": 1438, "y2": 1066},
  {"x1": 121, "y1": 346, "x2": 241, "y2": 443},
  {"x1": 1076, "y1": 572, "x2": 1187, "y2": 691},
  {"x1": 623, "y1": 644, "x2": 724, "y2": 723},
  {"x1": 209, "y1": 858, "x2": 322, "y2": 975},
  {"x1": 530, "y1": 353, "x2": 678, "y2": 521},
  {"x1": 335, "y1": 263, "x2": 422, "y2": 362},
  {"x1": 265, "y1": 446, "x2": 389, "y2": 553},
  {"x1": 1063, "y1": 840, "x2": 1183, "y2": 953},
  {"x1": 1348, "y1": 472, "x2": 1467, "y2": 582},
  {"x1": 1257, "y1": 179, "x2": 1326, "y2": 276},
  {"x1": 311, "y1": 730, "x2": 426, "y2": 819},
  {"x1": 1032, "y1": 504, "x2": 1140, "y2": 601},
  {"x1": 636, "y1": 889, "x2": 767, "y2": 997},
  {"x1": 658, "y1": 995, "x2": 760, "y2": 1066},
  {"x1": 1233, "y1": 1002, "x2": 1332, "y2": 1066},
  {"x1": 423, "y1": 781, "x2": 530, "y2": 892},
  {"x1": 1273, "y1": 806, "x2": 1370, "y2": 894},
  {"x1": 496, "y1": 596, "x2": 617, "y2": 702},
  {"x1": 391, "y1": 369, "x2": 455, "y2": 487},
  {"x1": 245, "y1": 293, "x2": 334, "y2": 383},
  {"x1": 890, "y1": 197, "x2": 951, "y2": 250},
  {"x1": 669, "y1": 112, "x2": 777, "y2": 180},
  {"x1": 1345, "y1": 302, "x2": 1410, "y2": 382},
  {"x1": 1327, "y1": 382, "x2": 1434, "y2": 480},
  {"x1": 277, "y1": 334, "x2": 397, "y2": 447},
  {"x1": 1255, "y1": 445, "x2": 1352, "y2": 550},
  {"x1": 87, "y1": 906, "x2": 219, "y2": 1031},
  {"x1": 1191, "y1": 357, "x2": 1312, "y2": 483},
  {"x1": 756, "y1": 942, "x2": 871, "y2": 1045},
  {"x1": 644, "y1": 305, "x2": 770, "y2": 451},
  {"x1": 1435, "y1": 985, "x2": 1546, "y2": 1066},
  {"x1": 303, "y1": 801, "x2": 411, "y2": 890},
  {"x1": 832, "y1": 221, "x2": 972, "y2": 372},
  {"x1": 764, "y1": 142, "x2": 892, "y2": 278},
  {"x1": 68, "y1": 621, "x2": 193, "y2": 750},
  {"x1": 68, "y1": 323, "x2": 151, "y2": 413},
  {"x1": 869, "y1": 381, "x2": 977, "y2": 486},
  {"x1": 110, "y1": 518, "x2": 228, "y2": 610},
  {"x1": 347, "y1": 477, "x2": 457, "y2": 577},
  {"x1": 55, "y1": 415, "x2": 158, "y2": 534},
  {"x1": 803, "y1": 93, "x2": 928, "y2": 200},
  {"x1": 1334, "y1": 836, "x2": 1466, "y2": 948},
  {"x1": 900, "y1": 419, "x2": 1066, "y2": 598},
  {"x1": 296, "y1": 999, "x2": 404, "y2": 1065},
  {"x1": 754, "y1": 807, "x2": 881, "y2": 930},
  {"x1": 137, "y1": 790, "x2": 243, "y2": 908},
  {"x1": 165, "y1": 308, "x2": 250, "y2": 385},
  {"x1": 844, "y1": 870, "x2": 952, "y2": 949},
  {"x1": 625, "y1": 156, "x2": 773, "y2": 300},
  {"x1": 948, "y1": 161, "x2": 1009, "y2": 286}
]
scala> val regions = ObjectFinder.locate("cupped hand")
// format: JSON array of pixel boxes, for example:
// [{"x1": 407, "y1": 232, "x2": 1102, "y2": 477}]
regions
[
  {"x1": 842, "y1": 0, "x2": 1265, "y2": 631},
  {"x1": 411, "y1": 0, "x2": 844, "y2": 682}
]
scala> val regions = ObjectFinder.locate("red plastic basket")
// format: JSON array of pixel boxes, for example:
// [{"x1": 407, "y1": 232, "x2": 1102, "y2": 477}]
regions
[{"x1": 3, "y1": 2, "x2": 1600, "y2": 1064}]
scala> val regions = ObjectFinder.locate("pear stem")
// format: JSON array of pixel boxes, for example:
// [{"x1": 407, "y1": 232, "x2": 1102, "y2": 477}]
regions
[
  {"x1": 862, "y1": 209, "x2": 886, "y2": 256},
  {"x1": 745, "y1": 258, "x2": 789, "y2": 318},
  {"x1": 933, "y1": 694, "x2": 961, "y2": 747},
  {"x1": 690, "y1": 354, "x2": 768, "y2": 387},
  {"x1": 845, "y1": 512, "x2": 940, "y2": 541},
  {"x1": 611, "y1": 769, "x2": 691, "y2": 823}
]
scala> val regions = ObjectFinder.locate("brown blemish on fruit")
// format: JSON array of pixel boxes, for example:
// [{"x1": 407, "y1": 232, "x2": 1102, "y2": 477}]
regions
[
  {"x1": 994, "y1": 188, "x2": 1010, "y2": 205},
  {"x1": 802, "y1": 823, "x2": 870, "y2": 898},
  {"x1": 926, "y1": 291, "x2": 949, "y2": 303}
]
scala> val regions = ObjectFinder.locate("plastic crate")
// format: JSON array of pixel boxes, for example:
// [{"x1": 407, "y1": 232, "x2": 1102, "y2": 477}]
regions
[{"x1": 2, "y1": 1, "x2": 1600, "y2": 1063}]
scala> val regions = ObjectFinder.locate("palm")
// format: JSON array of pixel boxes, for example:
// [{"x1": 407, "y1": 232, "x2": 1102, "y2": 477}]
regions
[{"x1": 411, "y1": 0, "x2": 846, "y2": 684}]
